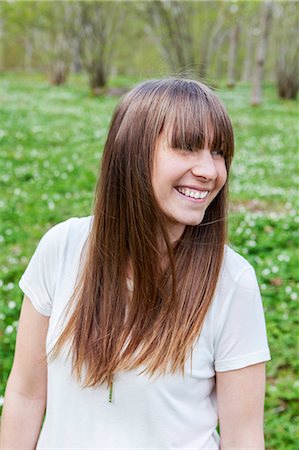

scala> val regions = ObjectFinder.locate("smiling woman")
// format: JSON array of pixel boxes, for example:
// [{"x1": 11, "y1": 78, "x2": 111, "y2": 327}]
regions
[{"x1": 0, "y1": 78, "x2": 271, "y2": 450}]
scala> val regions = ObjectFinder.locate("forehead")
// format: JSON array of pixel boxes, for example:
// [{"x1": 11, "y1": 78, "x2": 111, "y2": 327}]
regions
[{"x1": 161, "y1": 113, "x2": 224, "y2": 152}]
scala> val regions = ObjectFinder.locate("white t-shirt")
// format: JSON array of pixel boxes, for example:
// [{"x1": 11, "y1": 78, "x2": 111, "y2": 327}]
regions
[{"x1": 19, "y1": 216, "x2": 271, "y2": 450}]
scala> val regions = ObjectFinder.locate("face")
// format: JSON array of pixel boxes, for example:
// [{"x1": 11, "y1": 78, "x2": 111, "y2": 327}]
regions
[{"x1": 151, "y1": 131, "x2": 227, "y2": 242}]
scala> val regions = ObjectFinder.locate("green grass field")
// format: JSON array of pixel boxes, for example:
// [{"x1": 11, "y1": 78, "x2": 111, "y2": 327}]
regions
[{"x1": 0, "y1": 73, "x2": 298, "y2": 448}]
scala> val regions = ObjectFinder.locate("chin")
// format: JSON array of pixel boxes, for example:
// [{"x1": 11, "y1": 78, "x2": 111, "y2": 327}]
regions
[
  {"x1": 187, "y1": 221, "x2": 204, "y2": 227},
  {"x1": 185, "y1": 215, "x2": 206, "y2": 227}
]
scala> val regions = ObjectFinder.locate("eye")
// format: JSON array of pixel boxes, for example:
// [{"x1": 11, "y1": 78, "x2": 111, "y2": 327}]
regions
[{"x1": 211, "y1": 149, "x2": 224, "y2": 158}]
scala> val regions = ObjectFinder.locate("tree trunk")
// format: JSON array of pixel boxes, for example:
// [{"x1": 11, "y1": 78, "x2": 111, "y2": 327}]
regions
[
  {"x1": 89, "y1": 63, "x2": 106, "y2": 95},
  {"x1": 0, "y1": 17, "x2": 3, "y2": 72},
  {"x1": 48, "y1": 32, "x2": 71, "y2": 86},
  {"x1": 202, "y1": 7, "x2": 226, "y2": 80},
  {"x1": 49, "y1": 60, "x2": 69, "y2": 86},
  {"x1": 72, "y1": 38, "x2": 82, "y2": 73},
  {"x1": 277, "y1": 69, "x2": 299, "y2": 99},
  {"x1": 24, "y1": 38, "x2": 33, "y2": 72},
  {"x1": 241, "y1": 29, "x2": 254, "y2": 82},
  {"x1": 251, "y1": 1, "x2": 273, "y2": 106},
  {"x1": 275, "y1": 1, "x2": 299, "y2": 100},
  {"x1": 227, "y1": 24, "x2": 240, "y2": 88}
]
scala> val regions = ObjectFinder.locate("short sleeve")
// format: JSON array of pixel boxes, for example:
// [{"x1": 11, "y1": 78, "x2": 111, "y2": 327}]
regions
[
  {"x1": 19, "y1": 220, "x2": 71, "y2": 316},
  {"x1": 214, "y1": 266, "x2": 271, "y2": 372}
]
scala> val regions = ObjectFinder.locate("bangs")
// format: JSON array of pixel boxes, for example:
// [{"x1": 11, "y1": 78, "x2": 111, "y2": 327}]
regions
[{"x1": 163, "y1": 82, "x2": 234, "y2": 163}]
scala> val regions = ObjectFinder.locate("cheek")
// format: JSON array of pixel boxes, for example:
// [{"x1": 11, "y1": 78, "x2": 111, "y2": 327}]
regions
[{"x1": 218, "y1": 163, "x2": 227, "y2": 188}]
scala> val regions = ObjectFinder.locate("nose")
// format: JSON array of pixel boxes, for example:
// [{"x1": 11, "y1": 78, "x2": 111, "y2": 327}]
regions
[{"x1": 191, "y1": 150, "x2": 217, "y2": 180}]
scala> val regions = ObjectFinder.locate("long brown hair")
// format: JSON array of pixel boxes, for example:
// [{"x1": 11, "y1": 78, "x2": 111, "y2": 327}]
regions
[{"x1": 50, "y1": 78, "x2": 234, "y2": 387}]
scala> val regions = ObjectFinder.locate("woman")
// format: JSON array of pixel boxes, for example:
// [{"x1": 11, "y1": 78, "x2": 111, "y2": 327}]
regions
[{"x1": 0, "y1": 78, "x2": 271, "y2": 449}]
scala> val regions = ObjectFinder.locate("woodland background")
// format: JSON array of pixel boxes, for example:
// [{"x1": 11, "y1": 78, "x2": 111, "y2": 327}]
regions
[
  {"x1": 0, "y1": 1, "x2": 298, "y2": 449},
  {"x1": 0, "y1": 0, "x2": 298, "y2": 101}
]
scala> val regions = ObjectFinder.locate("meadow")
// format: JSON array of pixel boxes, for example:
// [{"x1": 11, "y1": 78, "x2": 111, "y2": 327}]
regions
[{"x1": 0, "y1": 73, "x2": 298, "y2": 448}]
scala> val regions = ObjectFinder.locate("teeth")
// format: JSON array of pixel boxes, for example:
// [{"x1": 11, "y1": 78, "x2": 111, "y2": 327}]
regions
[{"x1": 177, "y1": 187, "x2": 208, "y2": 199}]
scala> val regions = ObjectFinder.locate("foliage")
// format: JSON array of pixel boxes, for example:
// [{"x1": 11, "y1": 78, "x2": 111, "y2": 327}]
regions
[
  {"x1": 68, "y1": 2, "x2": 126, "y2": 92},
  {"x1": 0, "y1": 74, "x2": 298, "y2": 449},
  {"x1": 1, "y1": 0, "x2": 298, "y2": 94},
  {"x1": 274, "y1": 1, "x2": 299, "y2": 100},
  {"x1": 136, "y1": 0, "x2": 196, "y2": 74}
]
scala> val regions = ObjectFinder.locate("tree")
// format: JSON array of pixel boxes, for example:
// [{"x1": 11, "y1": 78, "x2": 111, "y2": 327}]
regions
[
  {"x1": 69, "y1": 1, "x2": 124, "y2": 94},
  {"x1": 0, "y1": 1, "x2": 37, "y2": 71},
  {"x1": 35, "y1": 2, "x2": 74, "y2": 86},
  {"x1": 225, "y1": 3, "x2": 240, "y2": 88},
  {"x1": 199, "y1": 2, "x2": 227, "y2": 80},
  {"x1": 274, "y1": 1, "x2": 299, "y2": 100},
  {"x1": 0, "y1": 1, "x2": 74, "y2": 84},
  {"x1": 227, "y1": 23, "x2": 240, "y2": 88},
  {"x1": 251, "y1": 1, "x2": 274, "y2": 106},
  {"x1": 241, "y1": 27, "x2": 254, "y2": 83},
  {"x1": 0, "y1": 13, "x2": 3, "y2": 72},
  {"x1": 139, "y1": 0, "x2": 196, "y2": 75}
]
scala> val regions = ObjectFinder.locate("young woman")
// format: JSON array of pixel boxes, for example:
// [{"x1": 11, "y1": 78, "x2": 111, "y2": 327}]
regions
[{"x1": 0, "y1": 78, "x2": 271, "y2": 449}]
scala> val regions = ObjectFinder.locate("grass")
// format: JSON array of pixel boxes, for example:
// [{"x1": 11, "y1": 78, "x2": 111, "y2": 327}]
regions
[{"x1": 0, "y1": 73, "x2": 298, "y2": 448}]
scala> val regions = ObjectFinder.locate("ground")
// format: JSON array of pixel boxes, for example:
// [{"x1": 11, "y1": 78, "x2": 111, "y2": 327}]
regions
[{"x1": 0, "y1": 73, "x2": 298, "y2": 449}]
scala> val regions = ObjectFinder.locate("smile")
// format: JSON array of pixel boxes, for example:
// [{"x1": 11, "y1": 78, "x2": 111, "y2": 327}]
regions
[{"x1": 176, "y1": 187, "x2": 209, "y2": 199}]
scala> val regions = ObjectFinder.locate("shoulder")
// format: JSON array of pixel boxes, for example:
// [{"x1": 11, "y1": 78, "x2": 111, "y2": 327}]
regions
[
  {"x1": 204, "y1": 245, "x2": 260, "y2": 326},
  {"x1": 33, "y1": 216, "x2": 93, "y2": 266},
  {"x1": 212, "y1": 246, "x2": 264, "y2": 340},
  {"x1": 19, "y1": 216, "x2": 93, "y2": 316},
  {"x1": 223, "y1": 245, "x2": 253, "y2": 276},
  {"x1": 212, "y1": 245, "x2": 259, "y2": 310},
  {"x1": 44, "y1": 215, "x2": 93, "y2": 237},
  {"x1": 221, "y1": 245, "x2": 257, "y2": 288},
  {"x1": 40, "y1": 216, "x2": 93, "y2": 247}
]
